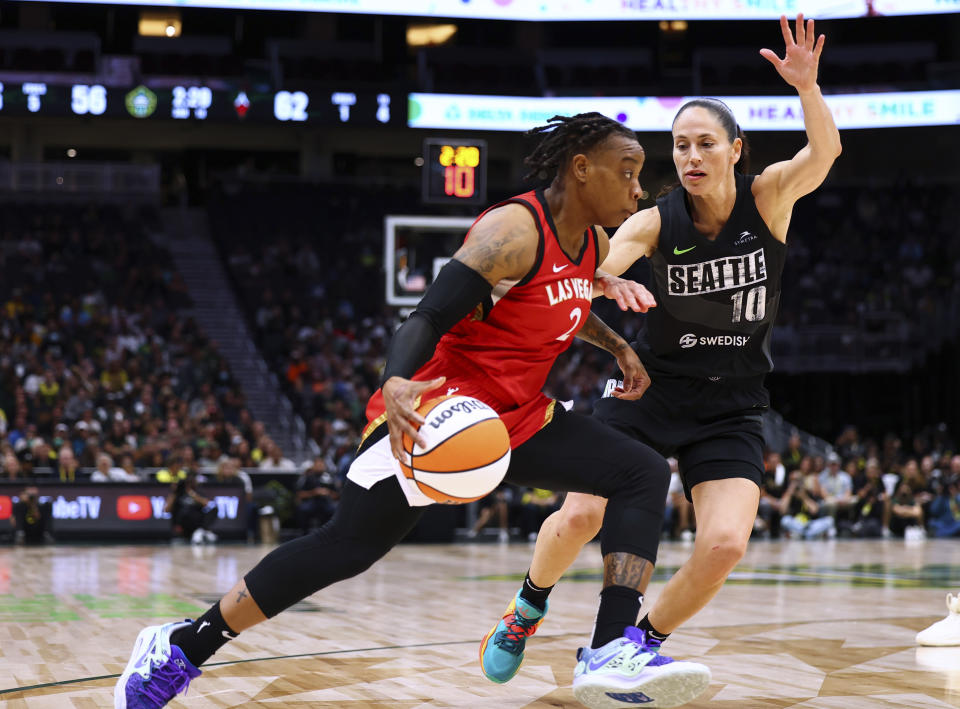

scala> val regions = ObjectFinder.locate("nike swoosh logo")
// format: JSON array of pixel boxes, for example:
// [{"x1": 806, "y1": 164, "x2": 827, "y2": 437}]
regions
[
  {"x1": 198, "y1": 621, "x2": 210, "y2": 633},
  {"x1": 552, "y1": 263, "x2": 570, "y2": 272},
  {"x1": 673, "y1": 245, "x2": 696, "y2": 255},
  {"x1": 133, "y1": 638, "x2": 156, "y2": 670},
  {"x1": 587, "y1": 647, "x2": 625, "y2": 671}
]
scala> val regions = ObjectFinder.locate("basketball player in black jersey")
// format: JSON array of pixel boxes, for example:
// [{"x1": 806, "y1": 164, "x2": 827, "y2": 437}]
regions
[{"x1": 484, "y1": 14, "x2": 842, "y2": 700}]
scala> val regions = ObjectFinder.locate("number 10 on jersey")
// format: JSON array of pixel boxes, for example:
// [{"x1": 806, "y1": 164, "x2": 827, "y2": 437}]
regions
[{"x1": 730, "y1": 285, "x2": 766, "y2": 323}]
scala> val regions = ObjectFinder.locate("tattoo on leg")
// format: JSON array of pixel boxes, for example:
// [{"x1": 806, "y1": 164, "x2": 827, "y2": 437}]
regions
[{"x1": 603, "y1": 553, "x2": 654, "y2": 590}]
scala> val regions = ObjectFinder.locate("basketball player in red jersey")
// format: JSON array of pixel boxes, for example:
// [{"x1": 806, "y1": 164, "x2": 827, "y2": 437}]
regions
[
  {"x1": 485, "y1": 15, "x2": 843, "y2": 702},
  {"x1": 115, "y1": 112, "x2": 711, "y2": 709}
]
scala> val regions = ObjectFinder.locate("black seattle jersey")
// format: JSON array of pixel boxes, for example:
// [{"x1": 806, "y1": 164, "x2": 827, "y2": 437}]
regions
[{"x1": 635, "y1": 172, "x2": 787, "y2": 380}]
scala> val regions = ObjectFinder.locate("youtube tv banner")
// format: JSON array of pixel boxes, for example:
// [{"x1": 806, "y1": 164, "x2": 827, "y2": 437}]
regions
[{"x1": 0, "y1": 482, "x2": 246, "y2": 538}]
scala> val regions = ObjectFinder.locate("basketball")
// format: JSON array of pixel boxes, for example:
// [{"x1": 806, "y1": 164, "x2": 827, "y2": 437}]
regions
[{"x1": 400, "y1": 395, "x2": 511, "y2": 504}]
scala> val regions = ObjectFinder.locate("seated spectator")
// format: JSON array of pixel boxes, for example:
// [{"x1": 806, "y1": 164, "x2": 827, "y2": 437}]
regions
[
  {"x1": 294, "y1": 456, "x2": 340, "y2": 535},
  {"x1": 889, "y1": 481, "x2": 925, "y2": 538},
  {"x1": 2, "y1": 450, "x2": 23, "y2": 479},
  {"x1": 848, "y1": 457, "x2": 888, "y2": 538},
  {"x1": 757, "y1": 451, "x2": 787, "y2": 539},
  {"x1": 927, "y1": 474, "x2": 960, "y2": 538},
  {"x1": 780, "y1": 469, "x2": 836, "y2": 540},
  {"x1": 91, "y1": 452, "x2": 140, "y2": 482},
  {"x1": 119, "y1": 453, "x2": 140, "y2": 481},
  {"x1": 216, "y1": 456, "x2": 257, "y2": 543},
  {"x1": 12, "y1": 485, "x2": 54, "y2": 544},
  {"x1": 900, "y1": 459, "x2": 935, "y2": 522},
  {"x1": 781, "y1": 431, "x2": 805, "y2": 471},
  {"x1": 259, "y1": 442, "x2": 297, "y2": 471},
  {"x1": 515, "y1": 488, "x2": 563, "y2": 542},
  {"x1": 156, "y1": 454, "x2": 187, "y2": 484},
  {"x1": 466, "y1": 485, "x2": 513, "y2": 543},
  {"x1": 819, "y1": 452, "x2": 855, "y2": 525},
  {"x1": 165, "y1": 470, "x2": 219, "y2": 544}
]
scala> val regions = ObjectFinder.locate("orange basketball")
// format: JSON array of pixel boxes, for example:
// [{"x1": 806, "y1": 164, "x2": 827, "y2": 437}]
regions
[{"x1": 400, "y1": 395, "x2": 511, "y2": 504}]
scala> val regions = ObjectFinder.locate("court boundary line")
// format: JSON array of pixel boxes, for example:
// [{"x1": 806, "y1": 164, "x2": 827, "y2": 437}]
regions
[{"x1": 0, "y1": 614, "x2": 938, "y2": 697}]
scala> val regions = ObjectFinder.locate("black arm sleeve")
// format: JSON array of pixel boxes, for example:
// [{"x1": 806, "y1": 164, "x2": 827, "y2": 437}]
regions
[{"x1": 380, "y1": 259, "x2": 493, "y2": 385}]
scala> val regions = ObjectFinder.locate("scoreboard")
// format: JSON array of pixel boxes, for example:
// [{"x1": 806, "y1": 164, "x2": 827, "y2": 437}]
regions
[
  {"x1": 0, "y1": 82, "x2": 404, "y2": 126},
  {"x1": 421, "y1": 137, "x2": 487, "y2": 205}
]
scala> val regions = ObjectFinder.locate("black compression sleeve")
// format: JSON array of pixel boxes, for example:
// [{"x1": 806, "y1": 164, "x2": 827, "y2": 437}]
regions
[{"x1": 380, "y1": 259, "x2": 493, "y2": 385}]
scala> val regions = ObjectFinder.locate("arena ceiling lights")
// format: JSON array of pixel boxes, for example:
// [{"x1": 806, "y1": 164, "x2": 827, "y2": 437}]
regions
[{"x1": 13, "y1": 0, "x2": 959, "y2": 19}]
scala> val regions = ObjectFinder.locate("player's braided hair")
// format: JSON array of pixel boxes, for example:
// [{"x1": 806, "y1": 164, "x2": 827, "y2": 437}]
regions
[{"x1": 523, "y1": 112, "x2": 637, "y2": 185}]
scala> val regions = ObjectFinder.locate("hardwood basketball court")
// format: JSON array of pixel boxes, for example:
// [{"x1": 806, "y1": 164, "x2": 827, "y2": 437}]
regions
[{"x1": 1, "y1": 538, "x2": 958, "y2": 708}]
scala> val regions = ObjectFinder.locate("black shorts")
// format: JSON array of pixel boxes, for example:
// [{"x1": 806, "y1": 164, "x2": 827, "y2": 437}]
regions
[{"x1": 594, "y1": 372, "x2": 766, "y2": 500}]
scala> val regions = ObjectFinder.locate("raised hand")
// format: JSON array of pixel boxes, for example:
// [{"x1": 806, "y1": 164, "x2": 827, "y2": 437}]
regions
[{"x1": 759, "y1": 13, "x2": 825, "y2": 93}]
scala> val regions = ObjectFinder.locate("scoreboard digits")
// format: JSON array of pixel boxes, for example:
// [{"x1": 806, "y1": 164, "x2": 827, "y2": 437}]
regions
[
  {"x1": 422, "y1": 138, "x2": 487, "y2": 205},
  {"x1": 0, "y1": 82, "x2": 400, "y2": 125}
]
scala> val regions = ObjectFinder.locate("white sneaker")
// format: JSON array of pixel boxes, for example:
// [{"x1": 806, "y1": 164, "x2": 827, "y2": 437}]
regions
[
  {"x1": 498, "y1": 529, "x2": 510, "y2": 543},
  {"x1": 573, "y1": 627, "x2": 710, "y2": 708},
  {"x1": 916, "y1": 593, "x2": 960, "y2": 646},
  {"x1": 191, "y1": 528, "x2": 205, "y2": 545},
  {"x1": 203, "y1": 530, "x2": 218, "y2": 544},
  {"x1": 114, "y1": 620, "x2": 201, "y2": 708},
  {"x1": 680, "y1": 529, "x2": 694, "y2": 543},
  {"x1": 905, "y1": 525, "x2": 928, "y2": 542}
]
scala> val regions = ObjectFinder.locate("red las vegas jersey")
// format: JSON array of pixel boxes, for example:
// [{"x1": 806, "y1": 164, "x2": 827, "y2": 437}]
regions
[{"x1": 365, "y1": 189, "x2": 599, "y2": 448}]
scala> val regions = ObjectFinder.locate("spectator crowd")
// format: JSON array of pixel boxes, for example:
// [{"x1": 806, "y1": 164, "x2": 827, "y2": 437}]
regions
[{"x1": 3, "y1": 178, "x2": 959, "y2": 546}]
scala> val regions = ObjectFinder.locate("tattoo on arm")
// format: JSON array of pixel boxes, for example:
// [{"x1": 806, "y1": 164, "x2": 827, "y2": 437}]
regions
[
  {"x1": 236, "y1": 586, "x2": 248, "y2": 604},
  {"x1": 453, "y1": 210, "x2": 535, "y2": 284},
  {"x1": 603, "y1": 553, "x2": 654, "y2": 590},
  {"x1": 576, "y1": 312, "x2": 629, "y2": 355}
]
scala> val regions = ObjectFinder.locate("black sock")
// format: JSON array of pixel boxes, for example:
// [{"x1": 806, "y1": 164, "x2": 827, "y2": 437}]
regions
[
  {"x1": 637, "y1": 614, "x2": 670, "y2": 643},
  {"x1": 518, "y1": 571, "x2": 553, "y2": 611},
  {"x1": 591, "y1": 586, "x2": 642, "y2": 649},
  {"x1": 169, "y1": 602, "x2": 238, "y2": 668}
]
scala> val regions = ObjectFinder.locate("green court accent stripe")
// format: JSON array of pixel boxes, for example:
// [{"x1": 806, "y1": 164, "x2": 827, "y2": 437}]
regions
[{"x1": 0, "y1": 613, "x2": 939, "y2": 697}]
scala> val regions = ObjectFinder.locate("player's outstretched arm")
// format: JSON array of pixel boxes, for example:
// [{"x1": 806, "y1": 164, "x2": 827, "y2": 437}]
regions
[
  {"x1": 755, "y1": 13, "x2": 842, "y2": 235},
  {"x1": 381, "y1": 204, "x2": 539, "y2": 460},
  {"x1": 592, "y1": 206, "x2": 661, "y2": 296}
]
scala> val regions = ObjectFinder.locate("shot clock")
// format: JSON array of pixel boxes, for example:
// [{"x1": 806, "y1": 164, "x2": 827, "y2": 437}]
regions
[{"x1": 422, "y1": 138, "x2": 487, "y2": 205}]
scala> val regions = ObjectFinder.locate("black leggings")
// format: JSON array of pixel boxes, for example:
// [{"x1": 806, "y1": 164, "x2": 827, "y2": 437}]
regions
[{"x1": 246, "y1": 405, "x2": 668, "y2": 618}]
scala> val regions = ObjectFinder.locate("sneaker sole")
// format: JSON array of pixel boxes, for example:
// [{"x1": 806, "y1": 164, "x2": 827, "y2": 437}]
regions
[
  {"x1": 573, "y1": 662, "x2": 711, "y2": 709},
  {"x1": 114, "y1": 625, "x2": 159, "y2": 709},
  {"x1": 916, "y1": 634, "x2": 960, "y2": 646}
]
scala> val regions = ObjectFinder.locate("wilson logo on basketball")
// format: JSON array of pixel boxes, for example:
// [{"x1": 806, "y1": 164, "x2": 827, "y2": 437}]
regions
[
  {"x1": 0, "y1": 495, "x2": 10, "y2": 520},
  {"x1": 402, "y1": 395, "x2": 510, "y2": 505},
  {"x1": 427, "y1": 398, "x2": 489, "y2": 429},
  {"x1": 117, "y1": 495, "x2": 152, "y2": 521}
]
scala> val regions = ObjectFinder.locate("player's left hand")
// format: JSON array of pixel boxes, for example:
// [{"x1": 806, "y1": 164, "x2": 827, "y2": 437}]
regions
[
  {"x1": 612, "y1": 346, "x2": 651, "y2": 400},
  {"x1": 598, "y1": 274, "x2": 657, "y2": 312},
  {"x1": 760, "y1": 13, "x2": 825, "y2": 93}
]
